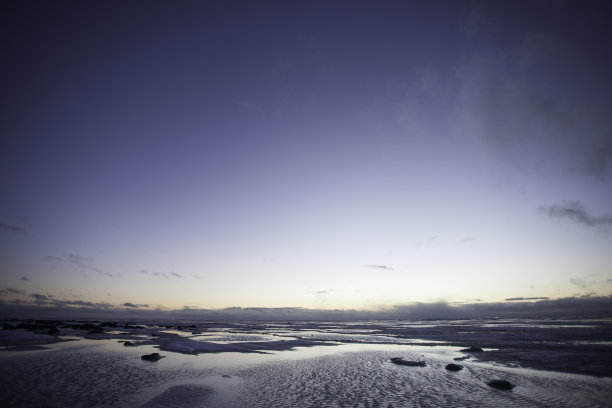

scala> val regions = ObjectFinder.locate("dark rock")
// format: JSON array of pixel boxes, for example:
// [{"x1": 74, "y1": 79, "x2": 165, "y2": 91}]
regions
[
  {"x1": 88, "y1": 328, "x2": 105, "y2": 334},
  {"x1": 16, "y1": 322, "x2": 34, "y2": 330},
  {"x1": 390, "y1": 357, "x2": 426, "y2": 367},
  {"x1": 141, "y1": 353, "x2": 165, "y2": 361},
  {"x1": 454, "y1": 356, "x2": 469, "y2": 361},
  {"x1": 460, "y1": 347, "x2": 484, "y2": 353},
  {"x1": 47, "y1": 327, "x2": 60, "y2": 335},
  {"x1": 73, "y1": 323, "x2": 98, "y2": 331},
  {"x1": 487, "y1": 380, "x2": 515, "y2": 390},
  {"x1": 123, "y1": 341, "x2": 135, "y2": 346},
  {"x1": 222, "y1": 374, "x2": 231, "y2": 378},
  {"x1": 445, "y1": 363, "x2": 463, "y2": 371}
]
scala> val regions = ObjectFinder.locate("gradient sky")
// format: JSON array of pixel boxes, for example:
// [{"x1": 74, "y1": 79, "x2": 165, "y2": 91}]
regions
[{"x1": 1, "y1": 0, "x2": 612, "y2": 315}]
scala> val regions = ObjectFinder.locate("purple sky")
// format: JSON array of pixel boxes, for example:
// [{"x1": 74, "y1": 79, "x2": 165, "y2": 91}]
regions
[{"x1": 1, "y1": 1, "x2": 611, "y2": 317}]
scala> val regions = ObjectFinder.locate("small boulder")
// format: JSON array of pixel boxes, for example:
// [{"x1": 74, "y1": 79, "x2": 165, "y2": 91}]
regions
[
  {"x1": 390, "y1": 357, "x2": 426, "y2": 367},
  {"x1": 123, "y1": 341, "x2": 135, "y2": 346},
  {"x1": 445, "y1": 363, "x2": 463, "y2": 371},
  {"x1": 460, "y1": 347, "x2": 484, "y2": 353},
  {"x1": 141, "y1": 353, "x2": 165, "y2": 361},
  {"x1": 454, "y1": 356, "x2": 469, "y2": 361},
  {"x1": 487, "y1": 380, "x2": 515, "y2": 390}
]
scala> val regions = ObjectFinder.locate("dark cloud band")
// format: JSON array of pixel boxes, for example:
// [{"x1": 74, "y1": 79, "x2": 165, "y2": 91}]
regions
[{"x1": 539, "y1": 201, "x2": 612, "y2": 229}]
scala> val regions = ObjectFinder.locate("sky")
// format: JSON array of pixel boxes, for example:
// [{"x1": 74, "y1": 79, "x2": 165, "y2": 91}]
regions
[{"x1": 1, "y1": 0, "x2": 612, "y2": 318}]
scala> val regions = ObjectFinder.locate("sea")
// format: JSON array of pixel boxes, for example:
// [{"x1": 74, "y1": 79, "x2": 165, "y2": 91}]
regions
[{"x1": 1, "y1": 317, "x2": 611, "y2": 407}]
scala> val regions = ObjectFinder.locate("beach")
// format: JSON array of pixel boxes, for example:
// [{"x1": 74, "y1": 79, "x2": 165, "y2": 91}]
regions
[{"x1": 1, "y1": 318, "x2": 611, "y2": 407}]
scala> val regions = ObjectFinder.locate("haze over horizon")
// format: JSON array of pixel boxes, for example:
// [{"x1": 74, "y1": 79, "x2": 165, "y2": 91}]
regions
[{"x1": 1, "y1": 1, "x2": 612, "y2": 319}]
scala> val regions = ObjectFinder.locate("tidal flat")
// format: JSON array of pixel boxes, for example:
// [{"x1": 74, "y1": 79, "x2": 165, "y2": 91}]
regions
[{"x1": 1, "y1": 318, "x2": 611, "y2": 407}]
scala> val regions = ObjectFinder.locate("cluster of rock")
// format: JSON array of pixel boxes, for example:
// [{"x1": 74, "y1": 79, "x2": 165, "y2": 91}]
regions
[
  {"x1": 141, "y1": 352, "x2": 165, "y2": 361},
  {"x1": 486, "y1": 380, "x2": 515, "y2": 390},
  {"x1": 390, "y1": 357, "x2": 427, "y2": 367},
  {"x1": 3, "y1": 320, "x2": 62, "y2": 335},
  {"x1": 390, "y1": 346, "x2": 516, "y2": 391},
  {"x1": 444, "y1": 363, "x2": 463, "y2": 371},
  {"x1": 460, "y1": 347, "x2": 484, "y2": 352}
]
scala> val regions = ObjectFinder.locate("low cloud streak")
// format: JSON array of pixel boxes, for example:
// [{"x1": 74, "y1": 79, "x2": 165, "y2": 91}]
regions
[
  {"x1": 364, "y1": 265, "x2": 394, "y2": 271},
  {"x1": 140, "y1": 269, "x2": 185, "y2": 280},
  {"x1": 0, "y1": 221, "x2": 26, "y2": 234},
  {"x1": 505, "y1": 297, "x2": 550, "y2": 301},
  {"x1": 0, "y1": 288, "x2": 25, "y2": 295},
  {"x1": 1, "y1": 294, "x2": 610, "y2": 320},
  {"x1": 123, "y1": 302, "x2": 149, "y2": 308}
]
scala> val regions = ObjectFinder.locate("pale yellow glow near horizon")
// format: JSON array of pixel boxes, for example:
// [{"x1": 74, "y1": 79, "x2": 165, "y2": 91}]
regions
[
  {"x1": 21, "y1": 265, "x2": 603, "y2": 312},
  {"x1": 7, "y1": 240, "x2": 611, "y2": 312}
]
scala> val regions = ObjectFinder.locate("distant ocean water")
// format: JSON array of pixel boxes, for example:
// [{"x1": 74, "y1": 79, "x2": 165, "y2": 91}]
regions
[{"x1": 1, "y1": 318, "x2": 611, "y2": 407}]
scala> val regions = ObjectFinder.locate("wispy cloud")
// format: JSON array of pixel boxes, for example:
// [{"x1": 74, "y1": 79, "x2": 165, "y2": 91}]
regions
[
  {"x1": 68, "y1": 254, "x2": 113, "y2": 277},
  {"x1": 456, "y1": 236, "x2": 477, "y2": 244},
  {"x1": 140, "y1": 269, "x2": 169, "y2": 279},
  {"x1": 505, "y1": 297, "x2": 550, "y2": 301},
  {"x1": 457, "y1": 18, "x2": 612, "y2": 177},
  {"x1": 0, "y1": 288, "x2": 25, "y2": 295},
  {"x1": 364, "y1": 265, "x2": 394, "y2": 271},
  {"x1": 539, "y1": 201, "x2": 612, "y2": 230},
  {"x1": 569, "y1": 277, "x2": 588, "y2": 289},
  {"x1": 140, "y1": 269, "x2": 185, "y2": 279},
  {"x1": 414, "y1": 236, "x2": 437, "y2": 249},
  {"x1": 237, "y1": 99, "x2": 265, "y2": 115},
  {"x1": 0, "y1": 221, "x2": 26, "y2": 234},
  {"x1": 46, "y1": 254, "x2": 118, "y2": 278},
  {"x1": 123, "y1": 302, "x2": 149, "y2": 308},
  {"x1": 59, "y1": 300, "x2": 113, "y2": 308}
]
